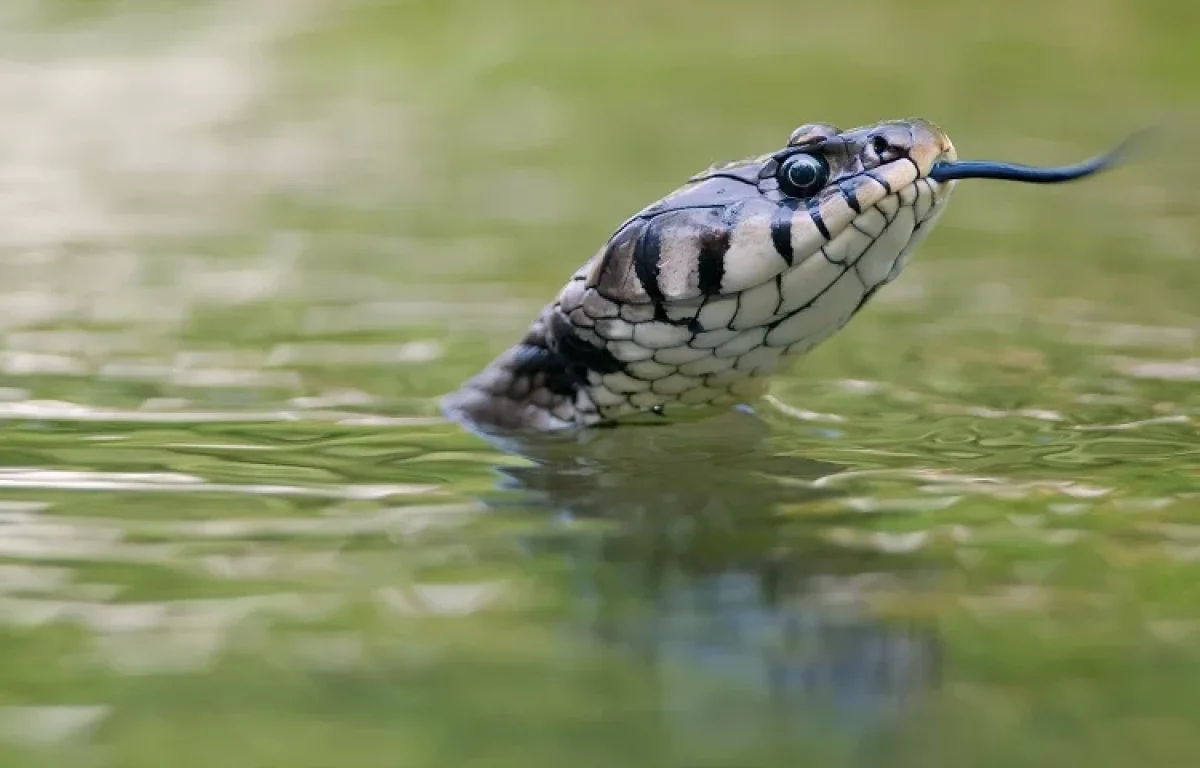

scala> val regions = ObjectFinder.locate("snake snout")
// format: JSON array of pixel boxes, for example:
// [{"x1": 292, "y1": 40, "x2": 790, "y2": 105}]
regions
[{"x1": 843, "y1": 119, "x2": 957, "y2": 178}]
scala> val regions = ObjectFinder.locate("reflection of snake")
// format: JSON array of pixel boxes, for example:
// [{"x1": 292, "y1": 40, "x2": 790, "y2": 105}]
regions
[
  {"x1": 444, "y1": 118, "x2": 1133, "y2": 433},
  {"x1": 480, "y1": 404, "x2": 940, "y2": 740}
]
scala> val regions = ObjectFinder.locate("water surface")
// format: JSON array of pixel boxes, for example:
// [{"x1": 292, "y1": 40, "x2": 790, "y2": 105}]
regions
[{"x1": 0, "y1": 1, "x2": 1198, "y2": 766}]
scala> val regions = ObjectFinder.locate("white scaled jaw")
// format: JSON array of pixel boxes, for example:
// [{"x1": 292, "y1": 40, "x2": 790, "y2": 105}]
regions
[
  {"x1": 760, "y1": 196, "x2": 920, "y2": 353},
  {"x1": 793, "y1": 175, "x2": 952, "y2": 301},
  {"x1": 577, "y1": 175, "x2": 955, "y2": 423},
  {"x1": 854, "y1": 177, "x2": 949, "y2": 288}
]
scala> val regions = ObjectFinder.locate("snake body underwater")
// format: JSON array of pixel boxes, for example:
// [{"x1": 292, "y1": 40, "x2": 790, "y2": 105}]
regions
[{"x1": 443, "y1": 118, "x2": 1133, "y2": 434}]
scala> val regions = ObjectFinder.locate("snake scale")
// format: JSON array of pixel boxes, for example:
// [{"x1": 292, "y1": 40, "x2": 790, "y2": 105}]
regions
[{"x1": 444, "y1": 117, "x2": 1133, "y2": 434}]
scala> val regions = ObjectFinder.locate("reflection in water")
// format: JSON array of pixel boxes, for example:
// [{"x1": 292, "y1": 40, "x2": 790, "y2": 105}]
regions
[{"x1": 471, "y1": 409, "x2": 942, "y2": 753}]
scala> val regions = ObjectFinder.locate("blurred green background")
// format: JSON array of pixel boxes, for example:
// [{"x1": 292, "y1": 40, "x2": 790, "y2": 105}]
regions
[{"x1": 0, "y1": 0, "x2": 1196, "y2": 766}]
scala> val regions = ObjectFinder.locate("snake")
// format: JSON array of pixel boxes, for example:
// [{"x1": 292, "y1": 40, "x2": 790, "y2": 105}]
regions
[{"x1": 443, "y1": 118, "x2": 1135, "y2": 434}]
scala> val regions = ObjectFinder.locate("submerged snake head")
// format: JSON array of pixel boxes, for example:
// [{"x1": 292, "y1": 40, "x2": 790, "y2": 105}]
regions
[{"x1": 445, "y1": 118, "x2": 1132, "y2": 434}]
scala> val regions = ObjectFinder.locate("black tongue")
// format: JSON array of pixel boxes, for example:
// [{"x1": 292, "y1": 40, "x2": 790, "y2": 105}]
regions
[{"x1": 928, "y1": 129, "x2": 1148, "y2": 184}]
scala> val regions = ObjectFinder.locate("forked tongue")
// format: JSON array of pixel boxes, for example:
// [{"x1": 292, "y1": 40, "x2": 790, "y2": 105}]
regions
[{"x1": 929, "y1": 129, "x2": 1148, "y2": 184}]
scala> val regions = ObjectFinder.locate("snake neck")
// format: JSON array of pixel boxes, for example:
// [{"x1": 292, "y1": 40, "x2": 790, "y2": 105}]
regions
[{"x1": 441, "y1": 302, "x2": 604, "y2": 433}]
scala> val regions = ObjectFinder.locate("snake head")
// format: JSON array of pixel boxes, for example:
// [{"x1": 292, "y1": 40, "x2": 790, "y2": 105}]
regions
[
  {"x1": 583, "y1": 118, "x2": 958, "y2": 308},
  {"x1": 539, "y1": 119, "x2": 960, "y2": 424}
]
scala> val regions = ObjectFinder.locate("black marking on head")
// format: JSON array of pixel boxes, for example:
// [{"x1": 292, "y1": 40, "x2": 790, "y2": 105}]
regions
[
  {"x1": 767, "y1": 265, "x2": 853, "y2": 330},
  {"x1": 635, "y1": 202, "x2": 727, "y2": 220},
  {"x1": 770, "y1": 199, "x2": 799, "y2": 266},
  {"x1": 848, "y1": 282, "x2": 883, "y2": 320},
  {"x1": 835, "y1": 180, "x2": 862, "y2": 213},
  {"x1": 547, "y1": 311, "x2": 625, "y2": 377},
  {"x1": 633, "y1": 219, "x2": 665, "y2": 305},
  {"x1": 905, "y1": 156, "x2": 924, "y2": 181},
  {"x1": 865, "y1": 171, "x2": 892, "y2": 194},
  {"x1": 687, "y1": 295, "x2": 708, "y2": 334},
  {"x1": 691, "y1": 170, "x2": 763, "y2": 186},
  {"x1": 697, "y1": 225, "x2": 730, "y2": 296},
  {"x1": 653, "y1": 305, "x2": 693, "y2": 327},
  {"x1": 590, "y1": 217, "x2": 646, "y2": 302},
  {"x1": 805, "y1": 198, "x2": 831, "y2": 240},
  {"x1": 509, "y1": 344, "x2": 579, "y2": 397}
]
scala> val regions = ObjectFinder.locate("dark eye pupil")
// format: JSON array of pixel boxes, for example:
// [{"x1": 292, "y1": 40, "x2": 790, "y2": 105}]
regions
[
  {"x1": 787, "y1": 158, "x2": 819, "y2": 186},
  {"x1": 778, "y1": 153, "x2": 828, "y2": 197}
]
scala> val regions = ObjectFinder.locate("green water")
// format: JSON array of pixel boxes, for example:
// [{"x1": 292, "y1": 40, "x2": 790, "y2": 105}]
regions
[{"x1": 0, "y1": 0, "x2": 1197, "y2": 765}]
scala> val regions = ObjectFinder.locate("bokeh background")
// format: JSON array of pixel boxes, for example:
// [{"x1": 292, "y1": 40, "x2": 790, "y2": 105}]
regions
[{"x1": 0, "y1": 0, "x2": 1197, "y2": 766}]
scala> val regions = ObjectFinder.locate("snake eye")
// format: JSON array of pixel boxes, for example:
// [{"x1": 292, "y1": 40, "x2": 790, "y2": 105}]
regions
[{"x1": 777, "y1": 153, "x2": 830, "y2": 198}]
